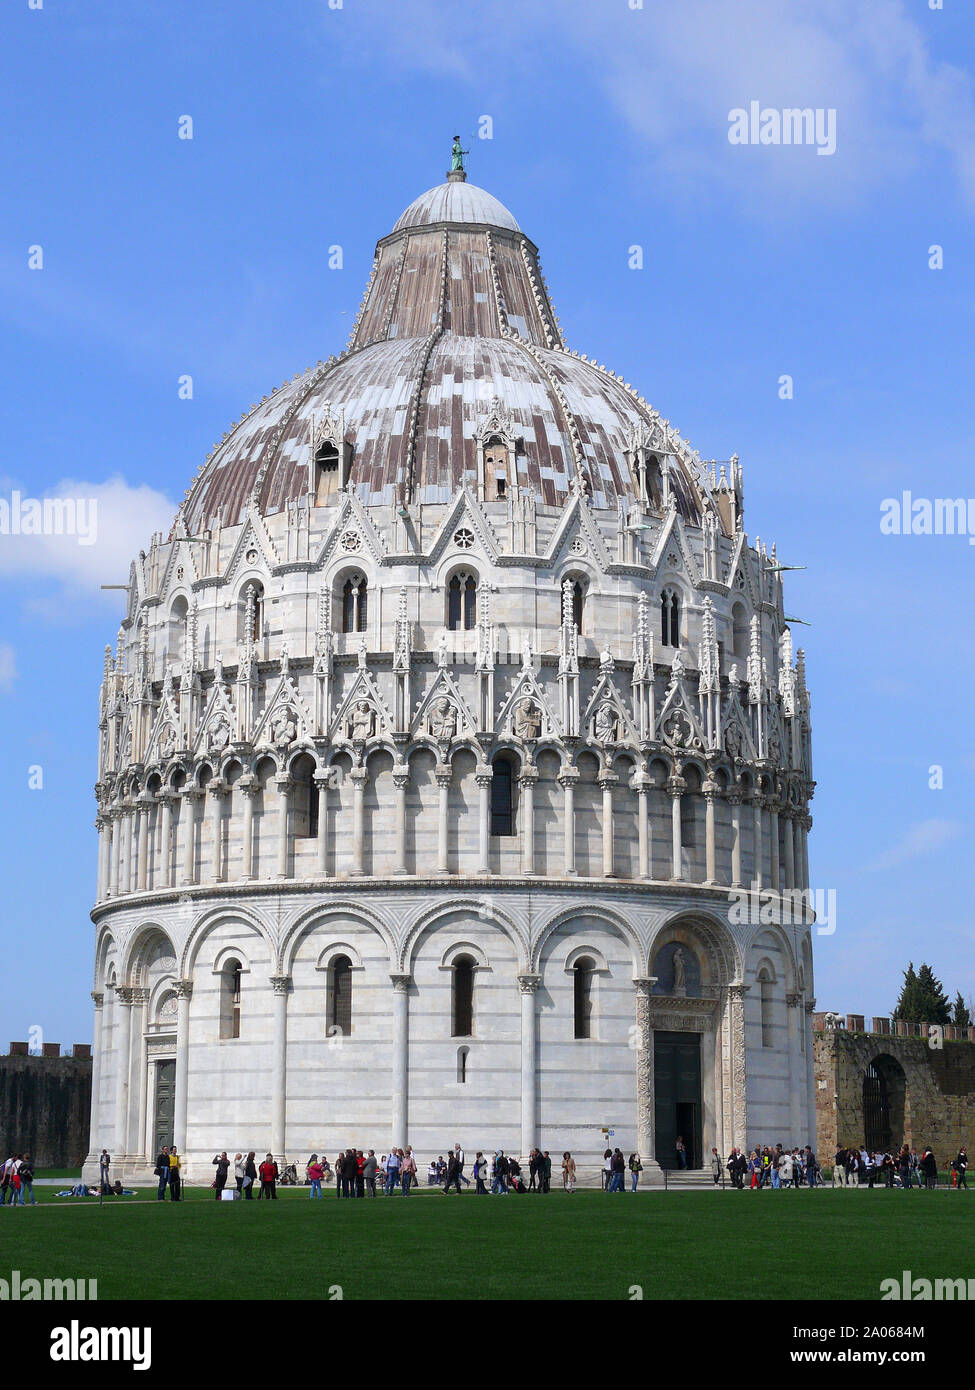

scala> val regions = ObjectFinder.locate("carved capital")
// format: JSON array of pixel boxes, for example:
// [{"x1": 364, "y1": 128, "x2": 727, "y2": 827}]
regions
[
  {"x1": 517, "y1": 973, "x2": 541, "y2": 995},
  {"x1": 786, "y1": 991, "x2": 803, "y2": 1009},
  {"x1": 175, "y1": 979, "x2": 194, "y2": 1000},
  {"x1": 390, "y1": 973, "x2": 412, "y2": 994},
  {"x1": 91, "y1": 991, "x2": 104, "y2": 1009},
  {"x1": 270, "y1": 975, "x2": 292, "y2": 996},
  {"x1": 633, "y1": 975, "x2": 657, "y2": 999},
  {"x1": 115, "y1": 986, "x2": 138, "y2": 1006}
]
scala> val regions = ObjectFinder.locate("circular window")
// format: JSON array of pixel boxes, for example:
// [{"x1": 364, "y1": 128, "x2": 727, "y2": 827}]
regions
[
  {"x1": 454, "y1": 528, "x2": 474, "y2": 550},
  {"x1": 341, "y1": 531, "x2": 361, "y2": 552},
  {"x1": 245, "y1": 548, "x2": 259, "y2": 565}
]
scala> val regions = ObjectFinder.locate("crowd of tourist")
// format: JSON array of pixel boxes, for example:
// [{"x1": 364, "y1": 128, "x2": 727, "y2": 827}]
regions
[
  {"x1": 716, "y1": 1142, "x2": 968, "y2": 1189},
  {"x1": 5, "y1": 1137, "x2": 968, "y2": 1202},
  {"x1": 0, "y1": 1153, "x2": 36, "y2": 1206}
]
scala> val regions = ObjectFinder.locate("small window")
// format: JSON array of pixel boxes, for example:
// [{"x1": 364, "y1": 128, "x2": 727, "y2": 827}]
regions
[
  {"x1": 242, "y1": 583, "x2": 264, "y2": 645},
  {"x1": 573, "y1": 957, "x2": 595, "y2": 1039},
  {"x1": 759, "y1": 969, "x2": 773, "y2": 1048},
  {"x1": 661, "y1": 589, "x2": 680, "y2": 648},
  {"x1": 485, "y1": 437, "x2": 509, "y2": 501},
  {"x1": 572, "y1": 580, "x2": 584, "y2": 634},
  {"x1": 452, "y1": 956, "x2": 475, "y2": 1037},
  {"x1": 169, "y1": 596, "x2": 189, "y2": 664},
  {"x1": 329, "y1": 955, "x2": 353, "y2": 1036},
  {"x1": 490, "y1": 757, "x2": 515, "y2": 836},
  {"x1": 220, "y1": 959, "x2": 242, "y2": 1040},
  {"x1": 732, "y1": 603, "x2": 749, "y2": 659},
  {"x1": 292, "y1": 756, "x2": 318, "y2": 839},
  {"x1": 342, "y1": 575, "x2": 368, "y2": 633},
  {"x1": 457, "y1": 1045, "x2": 469, "y2": 1083},
  {"x1": 314, "y1": 442, "x2": 340, "y2": 506},
  {"x1": 448, "y1": 573, "x2": 477, "y2": 631}
]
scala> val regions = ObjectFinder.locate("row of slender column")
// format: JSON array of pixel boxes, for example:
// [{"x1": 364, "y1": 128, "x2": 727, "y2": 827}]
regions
[
  {"x1": 96, "y1": 779, "x2": 813, "y2": 901},
  {"x1": 92, "y1": 971, "x2": 813, "y2": 1165}
]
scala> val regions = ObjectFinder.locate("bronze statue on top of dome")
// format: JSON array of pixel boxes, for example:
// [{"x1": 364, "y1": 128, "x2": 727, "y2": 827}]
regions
[{"x1": 450, "y1": 136, "x2": 469, "y2": 174}]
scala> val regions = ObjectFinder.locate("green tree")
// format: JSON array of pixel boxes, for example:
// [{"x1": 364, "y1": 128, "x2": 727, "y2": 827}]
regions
[
  {"x1": 894, "y1": 962, "x2": 950, "y2": 1024},
  {"x1": 952, "y1": 993, "x2": 971, "y2": 1028}
]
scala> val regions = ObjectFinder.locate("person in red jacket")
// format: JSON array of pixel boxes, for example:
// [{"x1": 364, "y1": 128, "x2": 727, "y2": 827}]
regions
[{"x1": 258, "y1": 1153, "x2": 279, "y2": 1200}]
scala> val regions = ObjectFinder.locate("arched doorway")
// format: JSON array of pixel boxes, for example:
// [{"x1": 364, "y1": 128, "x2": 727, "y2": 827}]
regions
[{"x1": 863, "y1": 1054, "x2": 907, "y2": 1152}]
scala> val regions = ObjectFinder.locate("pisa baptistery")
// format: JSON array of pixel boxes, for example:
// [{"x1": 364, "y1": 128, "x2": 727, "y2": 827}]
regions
[{"x1": 84, "y1": 154, "x2": 816, "y2": 1184}]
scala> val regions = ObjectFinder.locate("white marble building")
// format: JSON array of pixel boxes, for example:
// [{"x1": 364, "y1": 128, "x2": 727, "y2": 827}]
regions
[{"x1": 84, "y1": 161, "x2": 816, "y2": 1184}]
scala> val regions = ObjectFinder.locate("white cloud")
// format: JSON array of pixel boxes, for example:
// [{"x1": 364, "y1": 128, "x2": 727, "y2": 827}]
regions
[
  {"x1": 0, "y1": 477, "x2": 176, "y2": 607},
  {"x1": 0, "y1": 644, "x2": 16, "y2": 692},
  {"x1": 325, "y1": 0, "x2": 975, "y2": 213},
  {"x1": 866, "y1": 818, "x2": 964, "y2": 872}
]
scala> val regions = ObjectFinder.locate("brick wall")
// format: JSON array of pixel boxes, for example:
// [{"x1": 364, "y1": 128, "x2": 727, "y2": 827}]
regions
[{"x1": 0, "y1": 1053, "x2": 92, "y2": 1168}]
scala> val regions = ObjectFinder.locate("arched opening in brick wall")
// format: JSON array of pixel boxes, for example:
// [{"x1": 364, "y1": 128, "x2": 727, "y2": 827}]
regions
[{"x1": 863, "y1": 1053, "x2": 907, "y2": 1152}]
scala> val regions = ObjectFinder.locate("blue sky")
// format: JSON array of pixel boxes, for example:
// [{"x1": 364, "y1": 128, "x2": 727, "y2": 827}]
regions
[{"x1": 2, "y1": 0, "x2": 974, "y2": 1046}]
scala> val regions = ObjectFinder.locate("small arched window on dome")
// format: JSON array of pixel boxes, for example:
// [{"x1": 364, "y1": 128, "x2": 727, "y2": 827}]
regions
[
  {"x1": 240, "y1": 582, "x2": 264, "y2": 646},
  {"x1": 314, "y1": 440, "x2": 340, "y2": 507},
  {"x1": 447, "y1": 572, "x2": 477, "y2": 631},
  {"x1": 732, "y1": 602, "x2": 749, "y2": 659},
  {"x1": 660, "y1": 588, "x2": 680, "y2": 647},
  {"x1": 633, "y1": 449, "x2": 663, "y2": 509},
  {"x1": 342, "y1": 575, "x2": 368, "y2": 633},
  {"x1": 562, "y1": 577, "x2": 585, "y2": 635},
  {"x1": 328, "y1": 955, "x2": 353, "y2": 1037},
  {"x1": 484, "y1": 436, "x2": 510, "y2": 501},
  {"x1": 573, "y1": 956, "x2": 596, "y2": 1039},
  {"x1": 169, "y1": 596, "x2": 189, "y2": 665},
  {"x1": 220, "y1": 959, "x2": 242, "y2": 1040},
  {"x1": 451, "y1": 956, "x2": 475, "y2": 1038}
]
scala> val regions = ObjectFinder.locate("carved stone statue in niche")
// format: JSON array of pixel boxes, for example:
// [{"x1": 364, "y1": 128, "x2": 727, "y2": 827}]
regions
[
  {"x1": 272, "y1": 708, "x2": 298, "y2": 751},
  {"x1": 428, "y1": 696, "x2": 458, "y2": 743},
  {"x1": 348, "y1": 700, "x2": 375, "y2": 742},
  {"x1": 158, "y1": 725, "x2": 176, "y2": 761},
  {"x1": 594, "y1": 700, "x2": 618, "y2": 744},
  {"x1": 672, "y1": 947, "x2": 687, "y2": 998},
  {"x1": 208, "y1": 719, "x2": 231, "y2": 755},
  {"x1": 514, "y1": 698, "x2": 542, "y2": 741}
]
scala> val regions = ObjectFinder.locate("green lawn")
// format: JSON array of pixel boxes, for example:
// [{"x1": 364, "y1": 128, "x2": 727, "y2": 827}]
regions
[{"x1": 3, "y1": 1186, "x2": 973, "y2": 1300}]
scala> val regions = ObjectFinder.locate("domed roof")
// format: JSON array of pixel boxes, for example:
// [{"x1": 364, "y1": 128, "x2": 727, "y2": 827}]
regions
[
  {"x1": 392, "y1": 178, "x2": 521, "y2": 233},
  {"x1": 178, "y1": 162, "x2": 716, "y2": 535}
]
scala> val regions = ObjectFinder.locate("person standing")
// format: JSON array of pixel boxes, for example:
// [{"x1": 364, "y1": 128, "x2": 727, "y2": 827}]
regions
[
  {"x1": 363, "y1": 1150, "x2": 378, "y2": 1197},
  {"x1": 384, "y1": 1147, "x2": 401, "y2": 1195},
  {"x1": 307, "y1": 1154, "x2": 323, "y2": 1198},
  {"x1": 19, "y1": 1154, "x2": 36, "y2": 1207},
  {"x1": 542, "y1": 1151, "x2": 552, "y2": 1193},
  {"x1": 676, "y1": 1136, "x2": 687, "y2": 1169},
  {"x1": 562, "y1": 1151, "x2": 576, "y2": 1193},
  {"x1": 833, "y1": 1146, "x2": 847, "y2": 1187},
  {"x1": 168, "y1": 1146, "x2": 182, "y2": 1201},
  {"x1": 805, "y1": 1146, "x2": 817, "y2": 1187},
  {"x1": 629, "y1": 1153, "x2": 643, "y2": 1192},
  {"x1": 212, "y1": 1152, "x2": 230, "y2": 1200},
  {"x1": 401, "y1": 1147, "x2": 416, "y2": 1195},
  {"x1": 99, "y1": 1149, "x2": 111, "y2": 1195},
  {"x1": 922, "y1": 1148, "x2": 938, "y2": 1190},
  {"x1": 243, "y1": 1151, "x2": 257, "y2": 1199},
  {"x1": 258, "y1": 1153, "x2": 278, "y2": 1199},
  {"x1": 780, "y1": 1149, "x2": 794, "y2": 1189},
  {"x1": 473, "y1": 1152, "x2": 488, "y2": 1194},
  {"x1": 234, "y1": 1153, "x2": 245, "y2": 1194},
  {"x1": 154, "y1": 1146, "x2": 170, "y2": 1200}
]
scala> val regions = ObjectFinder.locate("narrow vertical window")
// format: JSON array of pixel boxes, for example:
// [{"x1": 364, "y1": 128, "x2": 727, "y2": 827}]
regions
[
  {"x1": 759, "y1": 969, "x2": 773, "y2": 1048},
  {"x1": 573, "y1": 956, "x2": 595, "y2": 1039},
  {"x1": 221, "y1": 959, "x2": 242, "y2": 1040},
  {"x1": 661, "y1": 589, "x2": 680, "y2": 647},
  {"x1": 490, "y1": 757, "x2": 514, "y2": 836},
  {"x1": 342, "y1": 576, "x2": 367, "y2": 633},
  {"x1": 452, "y1": 956, "x2": 474, "y2": 1037},
  {"x1": 329, "y1": 955, "x2": 353, "y2": 1036},
  {"x1": 572, "y1": 580, "x2": 584, "y2": 634}
]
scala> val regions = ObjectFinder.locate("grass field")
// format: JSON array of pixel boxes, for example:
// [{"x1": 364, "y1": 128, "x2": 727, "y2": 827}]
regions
[{"x1": 3, "y1": 1185, "x2": 974, "y2": 1300}]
